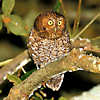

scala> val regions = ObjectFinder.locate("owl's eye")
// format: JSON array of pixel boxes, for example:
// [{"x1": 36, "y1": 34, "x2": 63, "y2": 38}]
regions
[
  {"x1": 58, "y1": 20, "x2": 62, "y2": 25},
  {"x1": 48, "y1": 20, "x2": 53, "y2": 25}
]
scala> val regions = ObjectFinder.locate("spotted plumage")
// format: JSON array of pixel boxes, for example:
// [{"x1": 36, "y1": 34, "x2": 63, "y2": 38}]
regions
[{"x1": 27, "y1": 11, "x2": 71, "y2": 91}]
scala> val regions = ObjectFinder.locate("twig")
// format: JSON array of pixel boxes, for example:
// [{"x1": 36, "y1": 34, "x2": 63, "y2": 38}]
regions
[
  {"x1": 0, "y1": 59, "x2": 13, "y2": 67},
  {"x1": 73, "y1": 0, "x2": 82, "y2": 33},
  {"x1": 59, "y1": 0, "x2": 72, "y2": 34},
  {"x1": 0, "y1": 50, "x2": 31, "y2": 84},
  {"x1": 3, "y1": 48, "x2": 100, "y2": 100},
  {"x1": 73, "y1": 13, "x2": 100, "y2": 41},
  {"x1": 0, "y1": 38, "x2": 99, "y2": 85}
]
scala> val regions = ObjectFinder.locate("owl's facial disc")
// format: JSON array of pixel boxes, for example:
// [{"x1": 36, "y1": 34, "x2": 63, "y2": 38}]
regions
[
  {"x1": 40, "y1": 17, "x2": 64, "y2": 39},
  {"x1": 34, "y1": 11, "x2": 66, "y2": 39}
]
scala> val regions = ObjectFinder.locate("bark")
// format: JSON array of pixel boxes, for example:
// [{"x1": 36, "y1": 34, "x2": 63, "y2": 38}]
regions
[{"x1": 3, "y1": 48, "x2": 100, "y2": 100}]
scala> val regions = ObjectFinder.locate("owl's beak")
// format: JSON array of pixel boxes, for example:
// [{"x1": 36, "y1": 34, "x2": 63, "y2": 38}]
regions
[{"x1": 54, "y1": 28, "x2": 57, "y2": 32}]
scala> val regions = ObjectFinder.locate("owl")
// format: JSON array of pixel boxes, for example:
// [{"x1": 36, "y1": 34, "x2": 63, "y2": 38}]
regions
[{"x1": 27, "y1": 11, "x2": 71, "y2": 91}]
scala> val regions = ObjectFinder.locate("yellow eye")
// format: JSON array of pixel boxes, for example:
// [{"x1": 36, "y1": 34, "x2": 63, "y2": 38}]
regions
[
  {"x1": 48, "y1": 20, "x2": 53, "y2": 25},
  {"x1": 58, "y1": 21, "x2": 62, "y2": 25}
]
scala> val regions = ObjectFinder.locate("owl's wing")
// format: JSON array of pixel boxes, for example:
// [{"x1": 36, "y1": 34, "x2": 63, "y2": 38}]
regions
[{"x1": 46, "y1": 74, "x2": 64, "y2": 91}]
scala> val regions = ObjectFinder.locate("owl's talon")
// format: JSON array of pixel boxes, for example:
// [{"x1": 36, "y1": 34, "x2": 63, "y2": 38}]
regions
[
  {"x1": 35, "y1": 92, "x2": 43, "y2": 100},
  {"x1": 42, "y1": 81, "x2": 46, "y2": 88},
  {"x1": 39, "y1": 90, "x2": 47, "y2": 97}
]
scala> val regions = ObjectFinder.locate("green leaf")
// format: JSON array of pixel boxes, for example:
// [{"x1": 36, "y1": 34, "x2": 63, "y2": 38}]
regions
[
  {"x1": 58, "y1": 97, "x2": 67, "y2": 100},
  {"x1": 0, "y1": 15, "x2": 3, "y2": 30},
  {"x1": 21, "y1": 69, "x2": 36, "y2": 80},
  {"x1": 7, "y1": 74, "x2": 22, "y2": 85},
  {"x1": 3, "y1": 15, "x2": 27, "y2": 36},
  {"x1": 0, "y1": 90, "x2": 2, "y2": 94},
  {"x1": 2, "y1": 0, "x2": 15, "y2": 15},
  {"x1": 24, "y1": 10, "x2": 39, "y2": 33},
  {"x1": 53, "y1": 0, "x2": 61, "y2": 13},
  {"x1": 31, "y1": 96, "x2": 41, "y2": 100}
]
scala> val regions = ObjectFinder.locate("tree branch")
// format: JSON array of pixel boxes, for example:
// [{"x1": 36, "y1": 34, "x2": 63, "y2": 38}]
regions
[
  {"x1": 0, "y1": 50, "x2": 30, "y2": 84},
  {"x1": 3, "y1": 48, "x2": 100, "y2": 100},
  {"x1": 0, "y1": 37, "x2": 99, "y2": 85}
]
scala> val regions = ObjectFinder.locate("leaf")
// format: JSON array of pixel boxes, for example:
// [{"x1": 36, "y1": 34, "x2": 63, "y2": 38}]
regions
[
  {"x1": 0, "y1": 15, "x2": 3, "y2": 30},
  {"x1": 58, "y1": 97, "x2": 67, "y2": 100},
  {"x1": 53, "y1": 0, "x2": 61, "y2": 13},
  {"x1": 3, "y1": 15, "x2": 27, "y2": 36},
  {"x1": 21, "y1": 69, "x2": 36, "y2": 80},
  {"x1": 24, "y1": 10, "x2": 39, "y2": 33},
  {"x1": 0, "y1": 90, "x2": 2, "y2": 94},
  {"x1": 2, "y1": 0, "x2": 15, "y2": 15},
  {"x1": 7, "y1": 74, "x2": 22, "y2": 85},
  {"x1": 31, "y1": 96, "x2": 41, "y2": 100}
]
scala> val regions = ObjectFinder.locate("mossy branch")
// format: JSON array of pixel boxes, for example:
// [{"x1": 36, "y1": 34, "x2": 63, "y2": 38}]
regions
[{"x1": 3, "y1": 47, "x2": 100, "y2": 100}]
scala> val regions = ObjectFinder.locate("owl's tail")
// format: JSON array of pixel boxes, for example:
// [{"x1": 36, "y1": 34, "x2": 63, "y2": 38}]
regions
[{"x1": 46, "y1": 74, "x2": 64, "y2": 91}]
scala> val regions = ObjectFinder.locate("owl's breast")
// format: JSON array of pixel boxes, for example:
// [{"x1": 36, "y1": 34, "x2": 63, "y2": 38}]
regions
[{"x1": 28, "y1": 33, "x2": 71, "y2": 68}]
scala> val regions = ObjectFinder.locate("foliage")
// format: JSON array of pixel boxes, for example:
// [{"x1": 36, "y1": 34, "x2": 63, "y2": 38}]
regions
[
  {"x1": 21, "y1": 69, "x2": 36, "y2": 80},
  {"x1": 53, "y1": 0, "x2": 61, "y2": 13},
  {"x1": 0, "y1": 0, "x2": 62, "y2": 37},
  {"x1": 2, "y1": 0, "x2": 15, "y2": 15},
  {"x1": 7, "y1": 74, "x2": 22, "y2": 85},
  {"x1": 59, "y1": 97, "x2": 67, "y2": 100},
  {"x1": 0, "y1": 0, "x2": 38, "y2": 36},
  {"x1": 0, "y1": 15, "x2": 2, "y2": 30}
]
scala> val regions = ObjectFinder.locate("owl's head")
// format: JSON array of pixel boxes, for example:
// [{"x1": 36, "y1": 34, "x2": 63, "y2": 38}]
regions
[{"x1": 34, "y1": 11, "x2": 66, "y2": 39}]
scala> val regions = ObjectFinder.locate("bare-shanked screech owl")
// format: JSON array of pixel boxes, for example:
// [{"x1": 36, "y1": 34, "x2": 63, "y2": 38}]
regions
[{"x1": 27, "y1": 11, "x2": 71, "y2": 91}]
